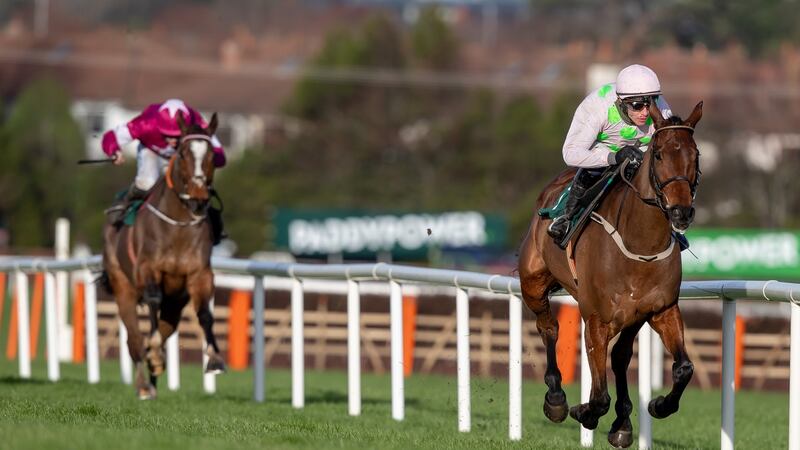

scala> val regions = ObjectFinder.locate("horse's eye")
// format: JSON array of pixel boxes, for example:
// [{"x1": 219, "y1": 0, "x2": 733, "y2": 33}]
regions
[{"x1": 654, "y1": 151, "x2": 662, "y2": 161}]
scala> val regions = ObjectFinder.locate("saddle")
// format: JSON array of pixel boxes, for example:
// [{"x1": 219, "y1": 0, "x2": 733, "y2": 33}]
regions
[{"x1": 538, "y1": 165, "x2": 622, "y2": 249}]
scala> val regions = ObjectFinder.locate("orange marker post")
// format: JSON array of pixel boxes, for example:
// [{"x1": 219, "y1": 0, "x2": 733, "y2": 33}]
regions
[
  {"x1": 735, "y1": 315, "x2": 746, "y2": 390},
  {"x1": 72, "y1": 282, "x2": 85, "y2": 363},
  {"x1": 556, "y1": 304, "x2": 581, "y2": 384},
  {"x1": 29, "y1": 273, "x2": 44, "y2": 359},
  {"x1": 402, "y1": 295, "x2": 418, "y2": 377},
  {"x1": 5, "y1": 290, "x2": 17, "y2": 360},
  {"x1": 227, "y1": 290, "x2": 252, "y2": 370}
]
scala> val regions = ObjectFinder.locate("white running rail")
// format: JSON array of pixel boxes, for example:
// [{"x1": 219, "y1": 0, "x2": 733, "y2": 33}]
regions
[{"x1": 0, "y1": 255, "x2": 798, "y2": 450}]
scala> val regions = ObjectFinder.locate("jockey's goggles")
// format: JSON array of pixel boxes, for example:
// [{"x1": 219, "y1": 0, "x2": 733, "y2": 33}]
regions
[{"x1": 624, "y1": 99, "x2": 650, "y2": 111}]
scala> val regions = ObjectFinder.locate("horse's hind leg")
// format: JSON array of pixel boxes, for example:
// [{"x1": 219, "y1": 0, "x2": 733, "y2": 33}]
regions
[
  {"x1": 155, "y1": 291, "x2": 190, "y2": 382},
  {"x1": 188, "y1": 269, "x2": 226, "y2": 374},
  {"x1": 607, "y1": 322, "x2": 644, "y2": 449},
  {"x1": 569, "y1": 314, "x2": 611, "y2": 430},
  {"x1": 143, "y1": 280, "x2": 165, "y2": 377},
  {"x1": 520, "y1": 269, "x2": 566, "y2": 422},
  {"x1": 648, "y1": 302, "x2": 693, "y2": 419}
]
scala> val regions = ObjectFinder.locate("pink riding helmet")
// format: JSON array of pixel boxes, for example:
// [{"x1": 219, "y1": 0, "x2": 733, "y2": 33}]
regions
[{"x1": 156, "y1": 99, "x2": 191, "y2": 136}]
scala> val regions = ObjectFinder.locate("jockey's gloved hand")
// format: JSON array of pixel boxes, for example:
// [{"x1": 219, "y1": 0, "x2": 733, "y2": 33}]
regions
[{"x1": 611, "y1": 145, "x2": 644, "y2": 167}]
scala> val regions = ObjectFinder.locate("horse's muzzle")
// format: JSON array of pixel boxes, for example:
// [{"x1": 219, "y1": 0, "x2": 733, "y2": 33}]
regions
[
  {"x1": 668, "y1": 205, "x2": 694, "y2": 232},
  {"x1": 186, "y1": 198, "x2": 209, "y2": 215}
]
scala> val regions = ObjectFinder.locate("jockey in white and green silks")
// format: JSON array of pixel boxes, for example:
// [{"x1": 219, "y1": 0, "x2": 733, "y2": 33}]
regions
[{"x1": 547, "y1": 64, "x2": 673, "y2": 246}]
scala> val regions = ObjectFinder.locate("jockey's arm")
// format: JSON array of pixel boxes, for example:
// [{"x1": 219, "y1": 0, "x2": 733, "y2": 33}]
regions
[
  {"x1": 101, "y1": 108, "x2": 153, "y2": 158},
  {"x1": 562, "y1": 97, "x2": 614, "y2": 168},
  {"x1": 654, "y1": 95, "x2": 673, "y2": 120},
  {"x1": 210, "y1": 135, "x2": 226, "y2": 168}
]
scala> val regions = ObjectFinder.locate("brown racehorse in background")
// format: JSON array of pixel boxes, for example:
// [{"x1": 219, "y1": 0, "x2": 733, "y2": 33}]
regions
[
  {"x1": 518, "y1": 102, "x2": 703, "y2": 448},
  {"x1": 102, "y1": 113, "x2": 225, "y2": 399}
]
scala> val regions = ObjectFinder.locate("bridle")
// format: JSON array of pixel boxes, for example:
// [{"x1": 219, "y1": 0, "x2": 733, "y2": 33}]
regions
[
  {"x1": 622, "y1": 124, "x2": 701, "y2": 215},
  {"x1": 147, "y1": 133, "x2": 213, "y2": 226}
]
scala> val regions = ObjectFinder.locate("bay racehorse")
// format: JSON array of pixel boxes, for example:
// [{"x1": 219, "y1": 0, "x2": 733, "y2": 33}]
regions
[
  {"x1": 102, "y1": 113, "x2": 225, "y2": 399},
  {"x1": 518, "y1": 101, "x2": 703, "y2": 448}
]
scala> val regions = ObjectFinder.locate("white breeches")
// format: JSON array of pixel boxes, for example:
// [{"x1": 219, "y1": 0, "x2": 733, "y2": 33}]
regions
[{"x1": 134, "y1": 145, "x2": 171, "y2": 191}]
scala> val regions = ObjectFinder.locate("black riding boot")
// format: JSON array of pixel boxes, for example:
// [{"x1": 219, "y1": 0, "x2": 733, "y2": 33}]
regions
[
  {"x1": 547, "y1": 169, "x2": 595, "y2": 245},
  {"x1": 208, "y1": 206, "x2": 226, "y2": 246},
  {"x1": 106, "y1": 184, "x2": 149, "y2": 227},
  {"x1": 208, "y1": 189, "x2": 227, "y2": 246}
]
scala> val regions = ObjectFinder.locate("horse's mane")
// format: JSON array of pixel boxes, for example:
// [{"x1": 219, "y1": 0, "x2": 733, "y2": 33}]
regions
[{"x1": 665, "y1": 115, "x2": 683, "y2": 125}]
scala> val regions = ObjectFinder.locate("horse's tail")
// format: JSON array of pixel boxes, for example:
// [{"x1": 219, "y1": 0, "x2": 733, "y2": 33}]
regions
[{"x1": 95, "y1": 270, "x2": 113, "y2": 295}]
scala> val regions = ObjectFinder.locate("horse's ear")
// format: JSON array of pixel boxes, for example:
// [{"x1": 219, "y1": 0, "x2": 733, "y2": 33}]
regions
[
  {"x1": 685, "y1": 101, "x2": 703, "y2": 128},
  {"x1": 648, "y1": 101, "x2": 667, "y2": 129},
  {"x1": 177, "y1": 112, "x2": 189, "y2": 136},
  {"x1": 207, "y1": 113, "x2": 218, "y2": 136}
]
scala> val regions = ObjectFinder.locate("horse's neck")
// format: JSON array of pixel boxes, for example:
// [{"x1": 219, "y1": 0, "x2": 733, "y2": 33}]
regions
[
  {"x1": 605, "y1": 155, "x2": 673, "y2": 254},
  {"x1": 150, "y1": 178, "x2": 199, "y2": 224}
]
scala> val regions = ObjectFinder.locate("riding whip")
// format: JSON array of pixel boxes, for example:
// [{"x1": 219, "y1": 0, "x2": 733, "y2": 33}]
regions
[{"x1": 77, "y1": 158, "x2": 116, "y2": 165}]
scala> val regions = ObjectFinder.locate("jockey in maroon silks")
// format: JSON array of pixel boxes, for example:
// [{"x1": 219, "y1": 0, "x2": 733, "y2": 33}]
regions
[{"x1": 102, "y1": 99, "x2": 227, "y2": 243}]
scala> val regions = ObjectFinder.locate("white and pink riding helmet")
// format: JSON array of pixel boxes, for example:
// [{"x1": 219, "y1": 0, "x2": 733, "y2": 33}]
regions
[{"x1": 156, "y1": 99, "x2": 191, "y2": 136}]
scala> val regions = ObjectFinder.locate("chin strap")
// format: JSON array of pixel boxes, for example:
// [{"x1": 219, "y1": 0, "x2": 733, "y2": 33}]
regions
[{"x1": 590, "y1": 212, "x2": 676, "y2": 262}]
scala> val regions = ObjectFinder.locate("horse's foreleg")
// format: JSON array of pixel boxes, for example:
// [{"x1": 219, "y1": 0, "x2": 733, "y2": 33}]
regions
[
  {"x1": 569, "y1": 314, "x2": 611, "y2": 430},
  {"x1": 521, "y1": 275, "x2": 567, "y2": 423},
  {"x1": 188, "y1": 270, "x2": 226, "y2": 374},
  {"x1": 607, "y1": 322, "x2": 644, "y2": 449},
  {"x1": 648, "y1": 302, "x2": 693, "y2": 419},
  {"x1": 138, "y1": 267, "x2": 165, "y2": 377},
  {"x1": 116, "y1": 290, "x2": 155, "y2": 399}
]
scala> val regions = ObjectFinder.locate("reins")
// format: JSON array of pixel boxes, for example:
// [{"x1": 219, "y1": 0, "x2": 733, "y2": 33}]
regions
[{"x1": 619, "y1": 124, "x2": 697, "y2": 211}]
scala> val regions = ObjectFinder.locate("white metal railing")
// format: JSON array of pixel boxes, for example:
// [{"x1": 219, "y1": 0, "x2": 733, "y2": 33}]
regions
[{"x1": 0, "y1": 255, "x2": 798, "y2": 450}]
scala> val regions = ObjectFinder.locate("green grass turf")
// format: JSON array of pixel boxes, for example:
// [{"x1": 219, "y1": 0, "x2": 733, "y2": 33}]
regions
[{"x1": 0, "y1": 358, "x2": 789, "y2": 449}]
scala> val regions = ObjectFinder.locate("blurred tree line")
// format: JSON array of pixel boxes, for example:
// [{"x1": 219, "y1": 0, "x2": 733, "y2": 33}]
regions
[
  {"x1": 0, "y1": 9, "x2": 576, "y2": 254},
  {"x1": 215, "y1": 10, "x2": 578, "y2": 254},
  {"x1": 0, "y1": 78, "x2": 134, "y2": 251}
]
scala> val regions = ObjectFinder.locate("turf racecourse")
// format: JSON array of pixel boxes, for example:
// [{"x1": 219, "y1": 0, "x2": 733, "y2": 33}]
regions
[{"x1": 0, "y1": 359, "x2": 789, "y2": 450}]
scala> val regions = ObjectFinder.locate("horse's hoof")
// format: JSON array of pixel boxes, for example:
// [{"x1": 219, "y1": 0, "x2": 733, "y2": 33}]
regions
[
  {"x1": 648, "y1": 396, "x2": 669, "y2": 419},
  {"x1": 569, "y1": 405, "x2": 598, "y2": 430},
  {"x1": 205, "y1": 358, "x2": 226, "y2": 375},
  {"x1": 137, "y1": 385, "x2": 157, "y2": 400},
  {"x1": 543, "y1": 396, "x2": 569, "y2": 423},
  {"x1": 608, "y1": 429, "x2": 633, "y2": 448}
]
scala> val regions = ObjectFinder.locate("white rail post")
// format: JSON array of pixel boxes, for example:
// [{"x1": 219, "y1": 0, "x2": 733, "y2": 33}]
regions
[
  {"x1": 15, "y1": 271, "x2": 31, "y2": 379},
  {"x1": 55, "y1": 218, "x2": 71, "y2": 362},
  {"x1": 83, "y1": 270, "x2": 100, "y2": 384},
  {"x1": 651, "y1": 328, "x2": 664, "y2": 390},
  {"x1": 291, "y1": 278, "x2": 304, "y2": 408},
  {"x1": 790, "y1": 300, "x2": 800, "y2": 450},
  {"x1": 390, "y1": 280, "x2": 404, "y2": 421},
  {"x1": 118, "y1": 319, "x2": 132, "y2": 385},
  {"x1": 456, "y1": 287, "x2": 471, "y2": 432},
  {"x1": 638, "y1": 323, "x2": 652, "y2": 450},
  {"x1": 44, "y1": 271, "x2": 60, "y2": 381},
  {"x1": 253, "y1": 276, "x2": 266, "y2": 403},
  {"x1": 721, "y1": 299, "x2": 736, "y2": 450},
  {"x1": 166, "y1": 332, "x2": 180, "y2": 391},
  {"x1": 580, "y1": 318, "x2": 593, "y2": 447},
  {"x1": 347, "y1": 279, "x2": 361, "y2": 416},
  {"x1": 203, "y1": 298, "x2": 216, "y2": 394},
  {"x1": 508, "y1": 293, "x2": 522, "y2": 441}
]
